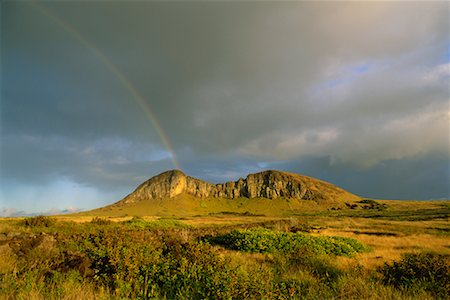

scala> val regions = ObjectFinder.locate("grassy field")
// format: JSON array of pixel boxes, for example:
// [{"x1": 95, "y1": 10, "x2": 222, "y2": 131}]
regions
[
  {"x1": 0, "y1": 199, "x2": 448, "y2": 299},
  {"x1": 87, "y1": 193, "x2": 360, "y2": 217}
]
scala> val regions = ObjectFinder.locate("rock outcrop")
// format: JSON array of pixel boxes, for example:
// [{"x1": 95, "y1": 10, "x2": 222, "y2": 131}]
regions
[{"x1": 118, "y1": 169, "x2": 357, "y2": 205}]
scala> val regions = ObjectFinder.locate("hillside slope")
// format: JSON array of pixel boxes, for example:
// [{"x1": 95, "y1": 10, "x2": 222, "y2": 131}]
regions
[{"x1": 89, "y1": 170, "x2": 360, "y2": 216}]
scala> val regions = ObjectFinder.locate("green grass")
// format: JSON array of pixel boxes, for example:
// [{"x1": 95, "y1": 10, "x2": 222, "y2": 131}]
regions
[
  {"x1": 208, "y1": 228, "x2": 370, "y2": 256},
  {"x1": 82, "y1": 194, "x2": 354, "y2": 217},
  {"x1": 123, "y1": 216, "x2": 192, "y2": 229}
]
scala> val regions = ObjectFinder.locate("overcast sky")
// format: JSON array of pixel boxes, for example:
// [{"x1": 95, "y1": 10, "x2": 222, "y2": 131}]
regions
[{"x1": 1, "y1": 1, "x2": 449, "y2": 215}]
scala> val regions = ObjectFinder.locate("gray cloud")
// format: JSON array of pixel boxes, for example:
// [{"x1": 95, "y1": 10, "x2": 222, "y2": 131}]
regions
[
  {"x1": 1, "y1": 1, "x2": 449, "y2": 212},
  {"x1": 0, "y1": 207, "x2": 83, "y2": 218}
]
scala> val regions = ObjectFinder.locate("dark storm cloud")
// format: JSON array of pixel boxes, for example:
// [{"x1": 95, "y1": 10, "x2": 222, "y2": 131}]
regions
[
  {"x1": 267, "y1": 153, "x2": 450, "y2": 200},
  {"x1": 1, "y1": 134, "x2": 174, "y2": 189},
  {"x1": 1, "y1": 1, "x2": 449, "y2": 212}
]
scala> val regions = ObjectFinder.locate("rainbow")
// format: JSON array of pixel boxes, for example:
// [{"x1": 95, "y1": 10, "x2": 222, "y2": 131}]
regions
[{"x1": 32, "y1": 1, "x2": 181, "y2": 170}]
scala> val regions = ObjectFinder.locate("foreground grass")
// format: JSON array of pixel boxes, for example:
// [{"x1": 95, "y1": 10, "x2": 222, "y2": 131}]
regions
[{"x1": 0, "y1": 211, "x2": 448, "y2": 299}]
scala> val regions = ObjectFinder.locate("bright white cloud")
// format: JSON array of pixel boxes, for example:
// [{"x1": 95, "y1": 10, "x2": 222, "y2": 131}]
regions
[{"x1": 423, "y1": 63, "x2": 450, "y2": 84}]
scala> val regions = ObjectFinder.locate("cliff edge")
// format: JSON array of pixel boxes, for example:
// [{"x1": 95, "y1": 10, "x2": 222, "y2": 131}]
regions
[{"x1": 116, "y1": 169, "x2": 359, "y2": 205}]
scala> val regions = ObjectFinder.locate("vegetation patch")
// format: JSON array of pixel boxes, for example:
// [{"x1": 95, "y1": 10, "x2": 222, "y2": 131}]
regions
[
  {"x1": 352, "y1": 230, "x2": 398, "y2": 237},
  {"x1": 123, "y1": 217, "x2": 191, "y2": 230},
  {"x1": 208, "y1": 228, "x2": 370, "y2": 256},
  {"x1": 1, "y1": 214, "x2": 447, "y2": 299},
  {"x1": 208, "y1": 211, "x2": 265, "y2": 217},
  {"x1": 428, "y1": 226, "x2": 450, "y2": 236},
  {"x1": 381, "y1": 252, "x2": 450, "y2": 297},
  {"x1": 90, "y1": 217, "x2": 112, "y2": 225},
  {"x1": 21, "y1": 216, "x2": 55, "y2": 227},
  {"x1": 358, "y1": 199, "x2": 388, "y2": 210},
  {"x1": 327, "y1": 207, "x2": 450, "y2": 221}
]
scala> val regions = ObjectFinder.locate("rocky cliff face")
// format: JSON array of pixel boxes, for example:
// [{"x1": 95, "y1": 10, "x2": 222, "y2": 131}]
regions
[{"x1": 118, "y1": 170, "x2": 357, "y2": 205}]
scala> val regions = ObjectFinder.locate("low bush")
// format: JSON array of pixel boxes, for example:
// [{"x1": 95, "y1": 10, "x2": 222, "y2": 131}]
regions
[
  {"x1": 73, "y1": 229, "x2": 263, "y2": 299},
  {"x1": 90, "y1": 217, "x2": 112, "y2": 225},
  {"x1": 273, "y1": 249, "x2": 343, "y2": 285},
  {"x1": 22, "y1": 215, "x2": 55, "y2": 227},
  {"x1": 208, "y1": 228, "x2": 370, "y2": 256},
  {"x1": 381, "y1": 252, "x2": 450, "y2": 297},
  {"x1": 124, "y1": 217, "x2": 191, "y2": 230},
  {"x1": 358, "y1": 199, "x2": 388, "y2": 210}
]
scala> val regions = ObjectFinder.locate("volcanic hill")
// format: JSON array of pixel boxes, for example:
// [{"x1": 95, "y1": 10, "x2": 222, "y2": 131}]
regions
[{"x1": 93, "y1": 170, "x2": 360, "y2": 216}]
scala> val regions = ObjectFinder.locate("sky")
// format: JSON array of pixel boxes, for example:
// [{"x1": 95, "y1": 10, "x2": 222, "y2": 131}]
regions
[{"x1": 1, "y1": 1, "x2": 449, "y2": 216}]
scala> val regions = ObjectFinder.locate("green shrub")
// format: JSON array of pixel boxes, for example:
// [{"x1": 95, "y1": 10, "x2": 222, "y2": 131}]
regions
[
  {"x1": 90, "y1": 217, "x2": 112, "y2": 225},
  {"x1": 150, "y1": 218, "x2": 191, "y2": 229},
  {"x1": 273, "y1": 249, "x2": 343, "y2": 286},
  {"x1": 124, "y1": 217, "x2": 191, "y2": 230},
  {"x1": 358, "y1": 199, "x2": 388, "y2": 210},
  {"x1": 22, "y1": 215, "x2": 55, "y2": 227},
  {"x1": 76, "y1": 230, "x2": 251, "y2": 299},
  {"x1": 122, "y1": 216, "x2": 148, "y2": 229},
  {"x1": 208, "y1": 228, "x2": 370, "y2": 256},
  {"x1": 358, "y1": 199, "x2": 378, "y2": 205},
  {"x1": 381, "y1": 252, "x2": 450, "y2": 297}
]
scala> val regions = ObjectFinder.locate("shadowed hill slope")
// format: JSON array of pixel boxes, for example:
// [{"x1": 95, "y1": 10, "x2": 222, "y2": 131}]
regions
[{"x1": 91, "y1": 170, "x2": 360, "y2": 216}]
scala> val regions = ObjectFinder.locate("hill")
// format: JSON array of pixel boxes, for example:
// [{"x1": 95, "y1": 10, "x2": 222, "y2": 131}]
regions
[{"x1": 89, "y1": 170, "x2": 360, "y2": 216}]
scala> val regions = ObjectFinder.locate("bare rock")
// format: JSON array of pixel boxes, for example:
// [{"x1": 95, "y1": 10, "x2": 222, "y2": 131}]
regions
[{"x1": 117, "y1": 169, "x2": 358, "y2": 205}]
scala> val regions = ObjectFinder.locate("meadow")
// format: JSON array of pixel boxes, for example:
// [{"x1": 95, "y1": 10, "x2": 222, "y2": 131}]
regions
[{"x1": 0, "y1": 200, "x2": 448, "y2": 299}]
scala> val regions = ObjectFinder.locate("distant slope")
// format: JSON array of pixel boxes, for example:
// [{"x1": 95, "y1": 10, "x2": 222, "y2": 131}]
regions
[{"x1": 88, "y1": 170, "x2": 360, "y2": 217}]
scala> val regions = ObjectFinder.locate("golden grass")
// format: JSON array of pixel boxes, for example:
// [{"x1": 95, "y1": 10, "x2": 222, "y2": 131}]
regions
[
  {"x1": 307, "y1": 215, "x2": 450, "y2": 270},
  {"x1": 323, "y1": 230, "x2": 449, "y2": 268}
]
